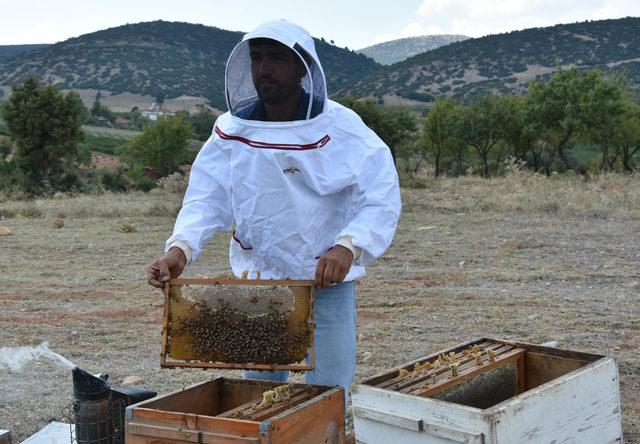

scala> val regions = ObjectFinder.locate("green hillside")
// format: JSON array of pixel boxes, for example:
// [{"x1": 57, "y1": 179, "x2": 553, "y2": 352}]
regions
[
  {"x1": 0, "y1": 44, "x2": 49, "y2": 62},
  {"x1": 2, "y1": 17, "x2": 639, "y2": 109},
  {"x1": 0, "y1": 21, "x2": 381, "y2": 109},
  {"x1": 340, "y1": 17, "x2": 640, "y2": 103}
]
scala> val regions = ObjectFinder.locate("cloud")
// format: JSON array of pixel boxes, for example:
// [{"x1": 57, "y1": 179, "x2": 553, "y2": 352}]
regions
[{"x1": 400, "y1": 0, "x2": 640, "y2": 39}]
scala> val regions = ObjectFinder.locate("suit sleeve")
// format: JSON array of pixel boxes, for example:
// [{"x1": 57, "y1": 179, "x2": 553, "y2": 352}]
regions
[
  {"x1": 336, "y1": 135, "x2": 401, "y2": 267},
  {"x1": 165, "y1": 135, "x2": 233, "y2": 263}
]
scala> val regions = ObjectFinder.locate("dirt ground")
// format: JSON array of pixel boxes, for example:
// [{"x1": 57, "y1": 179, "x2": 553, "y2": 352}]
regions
[{"x1": 0, "y1": 173, "x2": 639, "y2": 442}]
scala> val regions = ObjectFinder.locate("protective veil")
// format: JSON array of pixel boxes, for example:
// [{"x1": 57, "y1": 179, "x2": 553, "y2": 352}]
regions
[{"x1": 166, "y1": 20, "x2": 401, "y2": 281}]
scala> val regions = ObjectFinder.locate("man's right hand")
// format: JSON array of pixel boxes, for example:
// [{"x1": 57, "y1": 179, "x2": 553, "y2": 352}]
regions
[{"x1": 147, "y1": 246, "x2": 187, "y2": 289}]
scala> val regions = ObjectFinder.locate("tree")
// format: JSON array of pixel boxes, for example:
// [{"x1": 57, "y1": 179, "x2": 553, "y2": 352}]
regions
[
  {"x1": 613, "y1": 102, "x2": 640, "y2": 172},
  {"x1": 337, "y1": 98, "x2": 417, "y2": 163},
  {"x1": 526, "y1": 68, "x2": 605, "y2": 171},
  {"x1": 91, "y1": 98, "x2": 116, "y2": 123},
  {"x1": 578, "y1": 73, "x2": 627, "y2": 171},
  {"x1": 1, "y1": 76, "x2": 85, "y2": 190},
  {"x1": 422, "y1": 97, "x2": 464, "y2": 176},
  {"x1": 188, "y1": 107, "x2": 218, "y2": 141},
  {"x1": 500, "y1": 95, "x2": 533, "y2": 165},
  {"x1": 529, "y1": 135, "x2": 557, "y2": 175},
  {"x1": 117, "y1": 115, "x2": 192, "y2": 178},
  {"x1": 459, "y1": 93, "x2": 506, "y2": 177}
]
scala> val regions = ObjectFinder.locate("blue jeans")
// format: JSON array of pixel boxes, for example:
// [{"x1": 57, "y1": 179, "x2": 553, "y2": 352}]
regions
[{"x1": 243, "y1": 281, "x2": 357, "y2": 401}]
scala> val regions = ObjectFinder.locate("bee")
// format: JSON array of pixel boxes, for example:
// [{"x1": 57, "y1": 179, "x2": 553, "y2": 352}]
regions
[
  {"x1": 473, "y1": 352, "x2": 483, "y2": 366},
  {"x1": 410, "y1": 362, "x2": 423, "y2": 378},
  {"x1": 487, "y1": 349, "x2": 497, "y2": 362},
  {"x1": 449, "y1": 361, "x2": 459, "y2": 377},
  {"x1": 257, "y1": 389, "x2": 276, "y2": 408},
  {"x1": 398, "y1": 368, "x2": 411, "y2": 381},
  {"x1": 420, "y1": 361, "x2": 433, "y2": 377},
  {"x1": 241, "y1": 270, "x2": 249, "y2": 279},
  {"x1": 273, "y1": 384, "x2": 292, "y2": 402}
]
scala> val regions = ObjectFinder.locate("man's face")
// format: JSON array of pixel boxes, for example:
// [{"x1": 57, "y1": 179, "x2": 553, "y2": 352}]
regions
[{"x1": 249, "y1": 39, "x2": 307, "y2": 105}]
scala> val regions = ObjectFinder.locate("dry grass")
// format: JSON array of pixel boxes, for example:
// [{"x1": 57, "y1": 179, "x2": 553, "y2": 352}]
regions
[
  {"x1": 0, "y1": 190, "x2": 182, "y2": 220},
  {"x1": 403, "y1": 171, "x2": 640, "y2": 218},
  {"x1": 1, "y1": 172, "x2": 639, "y2": 442}
]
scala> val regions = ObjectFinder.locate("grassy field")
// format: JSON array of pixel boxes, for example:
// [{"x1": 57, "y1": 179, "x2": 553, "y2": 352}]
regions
[{"x1": 1, "y1": 172, "x2": 639, "y2": 441}]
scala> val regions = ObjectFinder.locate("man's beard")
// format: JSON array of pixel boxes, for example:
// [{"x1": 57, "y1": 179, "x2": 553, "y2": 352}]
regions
[{"x1": 256, "y1": 78, "x2": 283, "y2": 104}]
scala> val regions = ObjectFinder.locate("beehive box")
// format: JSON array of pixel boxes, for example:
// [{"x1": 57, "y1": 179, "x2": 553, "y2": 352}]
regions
[
  {"x1": 161, "y1": 278, "x2": 315, "y2": 371},
  {"x1": 352, "y1": 338, "x2": 622, "y2": 443},
  {"x1": 125, "y1": 377, "x2": 345, "y2": 443}
]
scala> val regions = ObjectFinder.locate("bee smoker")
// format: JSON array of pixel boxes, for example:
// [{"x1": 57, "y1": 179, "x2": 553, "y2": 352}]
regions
[
  {"x1": 70, "y1": 367, "x2": 157, "y2": 443},
  {"x1": 71, "y1": 367, "x2": 119, "y2": 444}
]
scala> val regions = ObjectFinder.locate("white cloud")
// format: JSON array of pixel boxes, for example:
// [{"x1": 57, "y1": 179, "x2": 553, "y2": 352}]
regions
[{"x1": 411, "y1": 0, "x2": 640, "y2": 38}]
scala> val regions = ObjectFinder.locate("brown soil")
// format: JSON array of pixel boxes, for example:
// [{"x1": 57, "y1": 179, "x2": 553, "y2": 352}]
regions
[{"x1": 0, "y1": 175, "x2": 639, "y2": 442}]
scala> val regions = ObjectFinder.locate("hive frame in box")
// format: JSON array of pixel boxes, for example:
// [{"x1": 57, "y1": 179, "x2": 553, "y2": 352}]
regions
[
  {"x1": 161, "y1": 278, "x2": 316, "y2": 371},
  {"x1": 125, "y1": 377, "x2": 345, "y2": 444},
  {"x1": 367, "y1": 339, "x2": 528, "y2": 399},
  {"x1": 352, "y1": 338, "x2": 623, "y2": 444}
]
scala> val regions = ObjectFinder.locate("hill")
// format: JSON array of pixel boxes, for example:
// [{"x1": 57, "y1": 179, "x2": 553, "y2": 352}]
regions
[
  {"x1": 356, "y1": 35, "x2": 469, "y2": 65},
  {"x1": 0, "y1": 44, "x2": 49, "y2": 62},
  {"x1": 0, "y1": 21, "x2": 381, "y2": 110},
  {"x1": 340, "y1": 17, "x2": 640, "y2": 104}
]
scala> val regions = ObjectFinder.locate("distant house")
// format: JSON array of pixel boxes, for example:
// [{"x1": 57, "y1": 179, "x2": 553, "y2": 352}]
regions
[
  {"x1": 114, "y1": 117, "x2": 131, "y2": 128},
  {"x1": 141, "y1": 102, "x2": 175, "y2": 121}
]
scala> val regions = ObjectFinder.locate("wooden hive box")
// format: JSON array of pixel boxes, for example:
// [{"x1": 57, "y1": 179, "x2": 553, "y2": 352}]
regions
[
  {"x1": 352, "y1": 338, "x2": 622, "y2": 443},
  {"x1": 125, "y1": 377, "x2": 345, "y2": 443}
]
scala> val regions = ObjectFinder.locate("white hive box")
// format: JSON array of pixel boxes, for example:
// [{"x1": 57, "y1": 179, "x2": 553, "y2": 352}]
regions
[{"x1": 352, "y1": 338, "x2": 622, "y2": 444}]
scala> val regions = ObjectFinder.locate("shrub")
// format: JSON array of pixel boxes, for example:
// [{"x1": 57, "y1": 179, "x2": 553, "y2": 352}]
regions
[
  {"x1": 91, "y1": 167, "x2": 130, "y2": 193},
  {"x1": 126, "y1": 165, "x2": 156, "y2": 192}
]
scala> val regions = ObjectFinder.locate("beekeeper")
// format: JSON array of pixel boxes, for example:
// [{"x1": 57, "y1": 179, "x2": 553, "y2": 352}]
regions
[{"x1": 147, "y1": 19, "x2": 401, "y2": 395}]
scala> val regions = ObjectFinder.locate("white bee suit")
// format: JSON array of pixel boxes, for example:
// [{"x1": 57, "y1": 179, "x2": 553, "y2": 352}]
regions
[{"x1": 166, "y1": 20, "x2": 401, "y2": 281}]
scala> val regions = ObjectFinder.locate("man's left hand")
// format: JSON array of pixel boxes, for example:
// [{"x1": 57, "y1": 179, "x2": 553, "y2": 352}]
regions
[{"x1": 315, "y1": 245, "x2": 354, "y2": 288}]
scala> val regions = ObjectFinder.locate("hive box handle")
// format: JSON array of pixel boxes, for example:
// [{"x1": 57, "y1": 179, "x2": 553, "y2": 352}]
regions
[{"x1": 353, "y1": 406, "x2": 485, "y2": 443}]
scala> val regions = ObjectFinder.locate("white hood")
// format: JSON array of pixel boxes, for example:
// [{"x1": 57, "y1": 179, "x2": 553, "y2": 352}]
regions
[{"x1": 225, "y1": 20, "x2": 327, "y2": 120}]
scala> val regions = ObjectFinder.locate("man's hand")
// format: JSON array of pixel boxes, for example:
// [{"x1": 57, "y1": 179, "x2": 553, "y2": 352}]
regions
[
  {"x1": 147, "y1": 247, "x2": 187, "y2": 289},
  {"x1": 315, "y1": 245, "x2": 354, "y2": 288}
]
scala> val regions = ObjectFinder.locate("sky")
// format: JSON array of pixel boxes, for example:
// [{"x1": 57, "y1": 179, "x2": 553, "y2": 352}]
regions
[{"x1": 0, "y1": 0, "x2": 639, "y2": 49}]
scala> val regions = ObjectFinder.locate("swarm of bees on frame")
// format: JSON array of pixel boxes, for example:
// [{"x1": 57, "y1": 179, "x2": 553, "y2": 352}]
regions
[
  {"x1": 170, "y1": 284, "x2": 312, "y2": 365},
  {"x1": 226, "y1": 384, "x2": 301, "y2": 419},
  {"x1": 253, "y1": 385, "x2": 293, "y2": 409},
  {"x1": 394, "y1": 345, "x2": 500, "y2": 389}
]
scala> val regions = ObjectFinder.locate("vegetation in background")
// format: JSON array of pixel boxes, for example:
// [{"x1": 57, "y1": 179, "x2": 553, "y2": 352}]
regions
[
  {"x1": 0, "y1": 21, "x2": 379, "y2": 109},
  {"x1": 342, "y1": 17, "x2": 640, "y2": 104},
  {"x1": 338, "y1": 97, "x2": 417, "y2": 162},
  {"x1": 0, "y1": 118, "x2": 9, "y2": 136},
  {"x1": 0, "y1": 76, "x2": 85, "y2": 194},
  {"x1": 79, "y1": 133, "x2": 128, "y2": 155},
  {"x1": 90, "y1": 92, "x2": 117, "y2": 124},
  {"x1": 187, "y1": 107, "x2": 218, "y2": 141},
  {"x1": 348, "y1": 67, "x2": 640, "y2": 182},
  {"x1": 1, "y1": 67, "x2": 639, "y2": 197},
  {"x1": 117, "y1": 114, "x2": 192, "y2": 185},
  {"x1": 420, "y1": 97, "x2": 464, "y2": 177}
]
